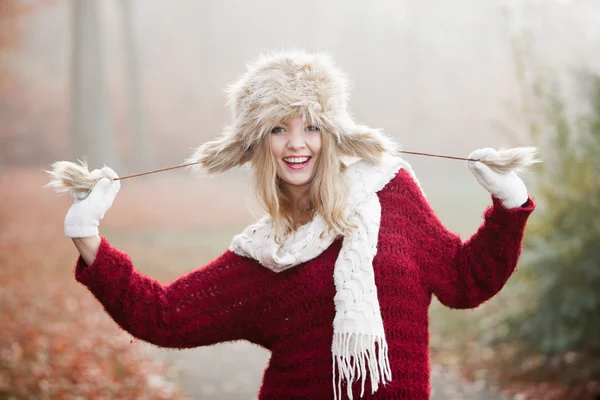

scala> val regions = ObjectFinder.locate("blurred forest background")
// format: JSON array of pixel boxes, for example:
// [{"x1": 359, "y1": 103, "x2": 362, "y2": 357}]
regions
[{"x1": 1, "y1": 0, "x2": 599, "y2": 399}]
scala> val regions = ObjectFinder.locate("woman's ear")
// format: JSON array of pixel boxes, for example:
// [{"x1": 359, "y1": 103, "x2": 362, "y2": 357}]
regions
[{"x1": 187, "y1": 134, "x2": 253, "y2": 174}]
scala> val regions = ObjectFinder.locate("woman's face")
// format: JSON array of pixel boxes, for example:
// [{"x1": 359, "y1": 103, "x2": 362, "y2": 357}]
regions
[{"x1": 270, "y1": 116, "x2": 322, "y2": 194}]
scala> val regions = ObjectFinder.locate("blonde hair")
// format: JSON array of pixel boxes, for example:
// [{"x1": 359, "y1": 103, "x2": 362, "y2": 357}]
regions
[{"x1": 252, "y1": 126, "x2": 364, "y2": 243}]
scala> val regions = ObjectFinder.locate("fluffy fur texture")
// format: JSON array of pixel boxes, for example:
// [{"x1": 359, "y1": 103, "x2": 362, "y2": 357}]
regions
[
  {"x1": 45, "y1": 160, "x2": 103, "y2": 200},
  {"x1": 44, "y1": 50, "x2": 539, "y2": 204},
  {"x1": 186, "y1": 50, "x2": 397, "y2": 174},
  {"x1": 477, "y1": 146, "x2": 540, "y2": 174}
]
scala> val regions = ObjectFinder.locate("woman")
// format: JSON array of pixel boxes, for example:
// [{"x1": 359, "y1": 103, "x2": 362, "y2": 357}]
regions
[{"x1": 66, "y1": 51, "x2": 535, "y2": 400}]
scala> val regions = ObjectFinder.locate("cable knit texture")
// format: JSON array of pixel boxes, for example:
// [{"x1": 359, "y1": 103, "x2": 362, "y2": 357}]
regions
[{"x1": 74, "y1": 169, "x2": 535, "y2": 399}]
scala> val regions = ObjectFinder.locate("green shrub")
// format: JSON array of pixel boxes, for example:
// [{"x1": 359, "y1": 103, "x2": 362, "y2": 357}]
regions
[{"x1": 500, "y1": 74, "x2": 600, "y2": 383}]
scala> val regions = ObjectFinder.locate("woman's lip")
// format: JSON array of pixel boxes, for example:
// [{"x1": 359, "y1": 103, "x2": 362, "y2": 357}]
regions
[{"x1": 284, "y1": 158, "x2": 311, "y2": 170}]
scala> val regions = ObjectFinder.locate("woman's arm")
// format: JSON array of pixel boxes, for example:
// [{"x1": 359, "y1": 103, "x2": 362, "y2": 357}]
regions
[
  {"x1": 74, "y1": 237, "x2": 266, "y2": 348},
  {"x1": 72, "y1": 236, "x2": 101, "y2": 266},
  {"x1": 393, "y1": 169, "x2": 535, "y2": 309},
  {"x1": 62, "y1": 168, "x2": 265, "y2": 347}
]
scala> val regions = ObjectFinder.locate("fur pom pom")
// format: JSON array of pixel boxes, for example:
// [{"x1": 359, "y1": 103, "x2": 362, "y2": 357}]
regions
[
  {"x1": 45, "y1": 159, "x2": 102, "y2": 199},
  {"x1": 479, "y1": 147, "x2": 541, "y2": 174}
]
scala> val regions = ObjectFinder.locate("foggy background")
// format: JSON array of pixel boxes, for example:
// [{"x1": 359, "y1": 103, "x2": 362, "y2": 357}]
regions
[
  {"x1": 5, "y1": 0, "x2": 599, "y2": 196},
  {"x1": 2, "y1": 1, "x2": 600, "y2": 399}
]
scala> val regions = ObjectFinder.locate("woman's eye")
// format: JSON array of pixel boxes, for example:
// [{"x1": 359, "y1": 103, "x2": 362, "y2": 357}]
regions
[
  {"x1": 306, "y1": 125, "x2": 320, "y2": 132},
  {"x1": 271, "y1": 127, "x2": 284, "y2": 133}
]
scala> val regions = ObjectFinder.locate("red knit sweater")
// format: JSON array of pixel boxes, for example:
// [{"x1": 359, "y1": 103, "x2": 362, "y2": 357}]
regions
[{"x1": 74, "y1": 169, "x2": 535, "y2": 399}]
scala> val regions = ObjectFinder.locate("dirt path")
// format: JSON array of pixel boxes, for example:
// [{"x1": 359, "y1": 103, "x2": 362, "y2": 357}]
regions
[{"x1": 154, "y1": 343, "x2": 507, "y2": 400}]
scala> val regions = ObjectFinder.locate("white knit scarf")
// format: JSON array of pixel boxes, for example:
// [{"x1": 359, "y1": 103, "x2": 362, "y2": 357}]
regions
[{"x1": 230, "y1": 153, "x2": 413, "y2": 399}]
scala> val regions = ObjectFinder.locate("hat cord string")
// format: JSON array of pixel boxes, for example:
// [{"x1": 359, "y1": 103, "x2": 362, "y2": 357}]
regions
[{"x1": 114, "y1": 150, "x2": 477, "y2": 181}]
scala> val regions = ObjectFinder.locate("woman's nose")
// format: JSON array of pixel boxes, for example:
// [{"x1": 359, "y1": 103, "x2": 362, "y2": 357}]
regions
[{"x1": 287, "y1": 129, "x2": 306, "y2": 149}]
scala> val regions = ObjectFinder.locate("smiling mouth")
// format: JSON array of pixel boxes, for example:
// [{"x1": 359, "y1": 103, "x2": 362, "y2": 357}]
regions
[{"x1": 283, "y1": 156, "x2": 311, "y2": 169}]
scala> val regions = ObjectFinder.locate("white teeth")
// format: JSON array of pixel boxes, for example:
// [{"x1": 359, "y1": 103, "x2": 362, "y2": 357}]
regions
[{"x1": 283, "y1": 157, "x2": 310, "y2": 164}]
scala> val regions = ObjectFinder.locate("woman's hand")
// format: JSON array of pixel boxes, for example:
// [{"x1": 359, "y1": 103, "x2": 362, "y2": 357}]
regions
[
  {"x1": 467, "y1": 148, "x2": 528, "y2": 209},
  {"x1": 64, "y1": 166, "x2": 120, "y2": 238},
  {"x1": 65, "y1": 166, "x2": 120, "y2": 266}
]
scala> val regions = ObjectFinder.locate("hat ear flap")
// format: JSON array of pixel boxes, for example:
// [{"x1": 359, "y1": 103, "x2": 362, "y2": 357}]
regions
[
  {"x1": 186, "y1": 134, "x2": 252, "y2": 174},
  {"x1": 337, "y1": 129, "x2": 397, "y2": 162}
]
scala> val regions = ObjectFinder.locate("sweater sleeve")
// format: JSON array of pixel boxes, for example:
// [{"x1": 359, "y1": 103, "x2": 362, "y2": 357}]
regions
[
  {"x1": 392, "y1": 169, "x2": 535, "y2": 309},
  {"x1": 74, "y1": 237, "x2": 265, "y2": 348}
]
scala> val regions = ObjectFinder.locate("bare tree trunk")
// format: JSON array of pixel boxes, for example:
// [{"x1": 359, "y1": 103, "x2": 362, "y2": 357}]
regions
[
  {"x1": 120, "y1": 0, "x2": 150, "y2": 171},
  {"x1": 70, "y1": 0, "x2": 119, "y2": 170}
]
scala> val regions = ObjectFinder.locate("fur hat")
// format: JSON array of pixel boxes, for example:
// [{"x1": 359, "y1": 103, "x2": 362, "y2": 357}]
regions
[{"x1": 187, "y1": 50, "x2": 397, "y2": 173}]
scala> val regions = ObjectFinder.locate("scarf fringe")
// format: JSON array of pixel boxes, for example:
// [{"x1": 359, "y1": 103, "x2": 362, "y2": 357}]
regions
[{"x1": 332, "y1": 332, "x2": 392, "y2": 400}]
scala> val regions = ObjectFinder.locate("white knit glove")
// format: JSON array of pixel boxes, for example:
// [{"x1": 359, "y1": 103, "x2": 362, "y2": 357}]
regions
[
  {"x1": 64, "y1": 167, "x2": 121, "y2": 238},
  {"x1": 467, "y1": 148, "x2": 528, "y2": 209}
]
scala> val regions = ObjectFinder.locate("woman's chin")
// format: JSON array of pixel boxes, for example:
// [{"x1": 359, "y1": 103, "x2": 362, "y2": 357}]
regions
[
  {"x1": 279, "y1": 173, "x2": 312, "y2": 188},
  {"x1": 285, "y1": 179, "x2": 311, "y2": 187}
]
